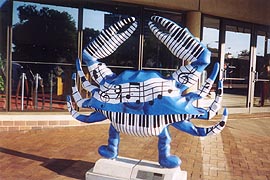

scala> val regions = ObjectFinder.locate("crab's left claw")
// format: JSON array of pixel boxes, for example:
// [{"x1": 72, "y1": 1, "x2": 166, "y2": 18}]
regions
[
  {"x1": 83, "y1": 17, "x2": 138, "y2": 85},
  {"x1": 83, "y1": 17, "x2": 138, "y2": 65}
]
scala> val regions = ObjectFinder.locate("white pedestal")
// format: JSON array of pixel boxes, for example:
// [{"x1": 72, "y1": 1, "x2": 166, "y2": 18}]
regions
[{"x1": 86, "y1": 157, "x2": 187, "y2": 180}]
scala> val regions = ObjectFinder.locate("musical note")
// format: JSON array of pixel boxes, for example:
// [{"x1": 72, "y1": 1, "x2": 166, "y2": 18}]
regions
[
  {"x1": 114, "y1": 85, "x2": 122, "y2": 102},
  {"x1": 157, "y1": 81, "x2": 163, "y2": 99},
  {"x1": 96, "y1": 77, "x2": 179, "y2": 104},
  {"x1": 197, "y1": 80, "x2": 211, "y2": 97},
  {"x1": 149, "y1": 88, "x2": 155, "y2": 105},
  {"x1": 126, "y1": 82, "x2": 141, "y2": 104},
  {"x1": 93, "y1": 69, "x2": 98, "y2": 79}
]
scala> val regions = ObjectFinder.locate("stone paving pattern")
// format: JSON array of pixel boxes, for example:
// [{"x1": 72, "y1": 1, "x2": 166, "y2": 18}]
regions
[{"x1": 1, "y1": 113, "x2": 270, "y2": 180}]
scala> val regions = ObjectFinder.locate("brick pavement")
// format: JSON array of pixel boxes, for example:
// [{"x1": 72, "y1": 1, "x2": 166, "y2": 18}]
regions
[{"x1": 0, "y1": 113, "x2": 270, "y2": 180}]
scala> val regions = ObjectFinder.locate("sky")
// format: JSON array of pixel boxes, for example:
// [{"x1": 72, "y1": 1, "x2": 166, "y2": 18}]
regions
[{"x1": 202, "y1": 27, "x2": 267, "y2": 57}]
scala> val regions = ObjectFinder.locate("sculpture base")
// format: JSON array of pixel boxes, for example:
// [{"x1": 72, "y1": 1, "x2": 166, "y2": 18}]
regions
[{"x1": 86, "y1": 157, "x2": 187, "y2": 180}]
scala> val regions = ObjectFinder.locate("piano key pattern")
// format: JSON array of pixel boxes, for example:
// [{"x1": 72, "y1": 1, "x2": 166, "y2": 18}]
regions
[
  {"x1": 96, "y1": 109, "x2": 194, "y2": 137},
  {"x1": 87, "y1": 62, "x2": 114, "y2": 85},
  {"x1": 84, "y1": 17, "x2": 137, "y2": 60},
  {"x1": 149, "y1": 16, "x2": 206, "y2": 89},
  {"x1": 149, "y1": 16, "x2": 204, "y2": 63}
]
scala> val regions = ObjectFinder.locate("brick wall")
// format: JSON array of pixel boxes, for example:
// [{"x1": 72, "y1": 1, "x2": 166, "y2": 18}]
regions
[{"x1": 0, "y1": 113, "x2": 85, "y2": 132}]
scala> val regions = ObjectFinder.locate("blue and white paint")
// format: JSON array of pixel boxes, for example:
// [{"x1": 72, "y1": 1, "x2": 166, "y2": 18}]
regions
[{"x1": 67, "y1": 16, "x2": 228, "y2": 168}]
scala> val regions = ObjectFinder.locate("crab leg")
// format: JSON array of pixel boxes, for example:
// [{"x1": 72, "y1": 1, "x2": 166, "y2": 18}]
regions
[
  {"x1": 76, "y1": 58, "x2": 98, "y2": 94},
  {"x1": 172, "y1": 108, "x2": 228, "y2": 136},
  {"x1": 149, "y1": 16, "x2": 211, "y2": 92},
  {"x1": 184, "y1": 62, "x2": 219, "y2": 100},
  {"x1": 70, "y1": 73, "x2": 92, "y2": 108},
  {"x1": 197, "y1": 80, "x2": 224, "y2": 120},
  {"x1": 182, "y1": 62, "x2": 223, "y2": 120},
  {"x1": 82, "y1": 17, "x2": 138, "y2": 85},
  {"x1": 194, "y1": 63, "x2": 219, "y2": 99},
  {"x1": 66, "y1": 95, "x2": 106, "y2": 123}
]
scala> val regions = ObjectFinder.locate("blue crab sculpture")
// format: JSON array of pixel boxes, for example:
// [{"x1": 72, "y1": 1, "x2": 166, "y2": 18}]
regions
[{"x1": 67, "y1": 16, "x2": 228, "y2": 168}]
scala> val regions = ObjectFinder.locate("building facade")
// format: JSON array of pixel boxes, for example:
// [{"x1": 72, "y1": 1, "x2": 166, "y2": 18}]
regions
[{"x1": 0, "y1": 0, "x2": 269, "y2": 131}]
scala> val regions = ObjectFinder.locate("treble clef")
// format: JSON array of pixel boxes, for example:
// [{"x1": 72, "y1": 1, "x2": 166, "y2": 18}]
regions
[{"x1": 177, "y1": 66, "x2": 198, "y2": 84}]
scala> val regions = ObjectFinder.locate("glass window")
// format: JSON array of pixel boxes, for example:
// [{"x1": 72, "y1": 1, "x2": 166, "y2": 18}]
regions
[
  {"x1": 11, "y1": 62, "x2": 75, "y2": 111},
  {"x1": 267, "y1": 35, "x2": 270, "y2": 55},
  {"x1": 253, "y1": 30, "x2": 270, "y2": 107},
  {"x1": 83, "y1": 5, "x2": 140, "y2": 70},
  {"x1": 12, "y1": 1, "x2": 78, "y2": 64},
  {"x1": 222, "y1": 24, "x2": 251, "y2": 108},
  {"x1": 12, "y1": 1, "x2": 78, "y2": 111},
  {"x1": 256, "y1": 32, "x2": 265, "y2": 57},
  {"x1": 142, "y1": 10, "x2": 183, "y2": 74},
  {"x1": 0, "y1": 0, "x2": 10, "y2": 111},
  {"x1": 225, "y1": 25, "x2": 251, "y2": 79},
  {"x1": 202, "y1": 16, "x2": 220, "y2": 83}
]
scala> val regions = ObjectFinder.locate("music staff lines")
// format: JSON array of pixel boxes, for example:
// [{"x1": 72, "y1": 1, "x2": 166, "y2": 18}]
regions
[{"x1": 95, "y1": 78, "x2": 180, "y2": 104}]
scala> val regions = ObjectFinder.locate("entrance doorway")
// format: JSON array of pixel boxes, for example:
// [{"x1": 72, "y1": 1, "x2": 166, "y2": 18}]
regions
[
  {"x1": 250, "y1": 29, "x2": 270, "y2": 112},
  {"x1": 217, "y1": 20, "x2": 270, "y2": 113},
  {"x1": 222, "y1": 24, "x2": 251, "y2": 111}
]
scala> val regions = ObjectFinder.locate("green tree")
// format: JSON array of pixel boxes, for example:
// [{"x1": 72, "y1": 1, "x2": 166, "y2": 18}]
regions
[
  {"x1": 12, "y1": 5, "x2": 77, "y2": 63},
  {"x1": 0, "y1": 53, "x2": 5, "y2": 92}
]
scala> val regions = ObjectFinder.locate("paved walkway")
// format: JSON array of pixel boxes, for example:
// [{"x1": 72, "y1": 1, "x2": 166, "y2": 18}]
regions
[{"x1": 1, "y1": 113, "x2": 270, "y2": 180}]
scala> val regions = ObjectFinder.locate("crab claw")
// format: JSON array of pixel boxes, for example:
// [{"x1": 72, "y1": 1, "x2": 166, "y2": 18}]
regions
[
  {"x1": 82, "y1": 17, "x2": 137, "y2": 85},
  {"x1": 83, "y1": 17, "x2": 138, "y2": 65},
  {"x1": 149, "y1": 16, "x2": 211, "y2": 92},
  {"x1": 149, "y1": 16, "x2": 207, "y2": 63}
]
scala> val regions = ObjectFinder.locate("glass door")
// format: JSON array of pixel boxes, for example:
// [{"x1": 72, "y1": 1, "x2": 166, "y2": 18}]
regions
[
  {"x1": 222, "y1": 24, "x2": 251, "y2": 111},
  {"x1": 250, "y1": 29, "x2": 270, "y2": 112}
]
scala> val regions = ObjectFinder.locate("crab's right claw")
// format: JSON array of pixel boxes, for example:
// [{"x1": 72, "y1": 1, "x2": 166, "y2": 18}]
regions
[
  {"x1": 149, "y1": 16, "x2": 211, "y2": 92},
  {"x1": 148, "y1": 16, "x2": 206, "y2": 64},
  {"x1": 83, "y1": 17, "x2": 138, "y2": 65}
]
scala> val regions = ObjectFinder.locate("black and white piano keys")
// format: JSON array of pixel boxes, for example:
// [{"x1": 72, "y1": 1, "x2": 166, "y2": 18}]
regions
[{"x1": 96, "y1": 109, "x2": 191, "y2": 137}]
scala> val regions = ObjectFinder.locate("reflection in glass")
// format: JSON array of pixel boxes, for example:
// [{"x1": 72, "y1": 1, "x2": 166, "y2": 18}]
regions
[
  {"x1": 11, "y1": 62, "x2": 75, "y2": 111},
  {"x1": 202, "y1": 16, "x2": 220, "y2": 82},
  {"x1": 83, "y1": 9, "x2": 139, "y2": 69},
  {"x1": 223, "y1": 25, "x2": 251, "y2": 108},
  {"x1": 143, "y1": 11, "x2": 183, "y2": 70},
  {"x1": 0, "y1": 1, "x2": 9, "y2": 111},
  {"x1": 268, "y1": 37, "x2": 270, "y2": 55},
  {"x1": 12, "y1": 1, "x2": 78, "y2": 64},
  {"x1": 0, "y1": 55, "x2": 6, "y2": 111},
  {"x1": 253, "y1": 31, "x2": 270, "y2": 107},
  {"x1": 11, "y1": 1, "x2": 78, "y2": 111}
]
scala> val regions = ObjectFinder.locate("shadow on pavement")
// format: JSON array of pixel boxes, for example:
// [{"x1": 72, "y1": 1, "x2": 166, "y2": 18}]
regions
[{"x1": 0, "y1": 147, "x2": 95, "y2": 179}]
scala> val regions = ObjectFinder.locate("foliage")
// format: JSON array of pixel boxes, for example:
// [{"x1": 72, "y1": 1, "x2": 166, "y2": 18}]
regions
[
  {"x1": 12, "y1": 5, "x2": 77, "y2": 63},
  {"x1": 0, "y1": 54, "x2": 5, "y2": 92}
]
